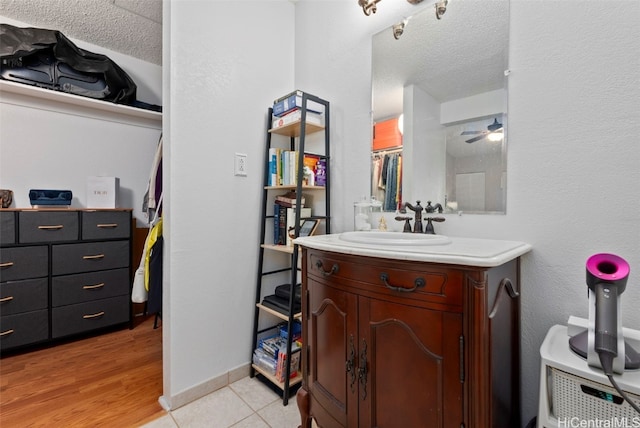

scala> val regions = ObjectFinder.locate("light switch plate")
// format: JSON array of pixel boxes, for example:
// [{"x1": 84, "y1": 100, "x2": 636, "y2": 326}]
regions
[{"x1": 234, "y1": 153, "x2": 247, "y2": 176}]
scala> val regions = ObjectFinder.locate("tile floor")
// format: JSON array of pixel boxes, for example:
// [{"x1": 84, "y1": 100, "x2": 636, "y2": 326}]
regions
[{"x1": 141, "y1": 376, "x2": 302, "y2": 428}]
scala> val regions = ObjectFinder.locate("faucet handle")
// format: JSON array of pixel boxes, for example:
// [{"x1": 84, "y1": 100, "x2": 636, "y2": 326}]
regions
[
  {"x1": 394, "y1": 216, "x2": 412, "y2": 233},
  {"x1": 423, "y1": 216, "x2": 446, "y2": 234}
]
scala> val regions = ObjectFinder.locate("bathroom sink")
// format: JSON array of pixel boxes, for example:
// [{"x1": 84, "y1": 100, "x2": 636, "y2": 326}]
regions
[{"x1": 339, "y1": 231, "x2": 451, "y2": 246}]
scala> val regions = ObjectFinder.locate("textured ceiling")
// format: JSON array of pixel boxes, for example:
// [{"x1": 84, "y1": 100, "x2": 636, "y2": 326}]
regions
[
  {"x1": 0, "y1": 0, "x2": 162, "y2": 65},
  {"x1": 372, "y1": 0, "x2": 509, "y2": 121}
]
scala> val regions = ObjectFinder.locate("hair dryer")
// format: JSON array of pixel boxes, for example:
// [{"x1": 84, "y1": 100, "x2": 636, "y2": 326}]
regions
[{"x1": 586, "y1": 253, "x2": 630, "y2": 374}]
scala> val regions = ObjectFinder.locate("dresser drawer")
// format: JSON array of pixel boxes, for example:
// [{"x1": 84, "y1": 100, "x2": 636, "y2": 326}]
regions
[
  {"x1": 1, "y1": 278, "x2": 48, "y2": 315},
  {"x1": 0, "y1": 246, "x2": 48, "y2": 281},
  {"x1": 82, "y1": 211, "x2": 131, "y2": 240},
  {"x1": 19, "y1": 211, "x2": 79, "y2": 243},
  {"x1": 52, "y1": 295, "x2": 129, "y2": 338},
  {"x1": 0, "y1": 211, "x2": 16, "y2": 245},
  {"x1": 0, "y1": 310, "x2": 49, "y2": 351},
  {"x1": 52, "y1": 240, "x2": 129, "y2": 275},
  {"x1": 307, "y1": 250, "x2": 464, "y2": 308},
  {"x1": 52, "y1": 268, "x2": 130, "y2": 306}
]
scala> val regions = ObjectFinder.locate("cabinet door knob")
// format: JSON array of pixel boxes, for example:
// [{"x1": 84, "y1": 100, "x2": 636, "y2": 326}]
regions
[{"x1": 380, "y1": 273, "x2": 425, "y2": 292}]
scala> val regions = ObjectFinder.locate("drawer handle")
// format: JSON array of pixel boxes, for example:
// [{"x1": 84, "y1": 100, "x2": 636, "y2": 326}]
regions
[
  {"x1": 0, "y1": 296, "x2": 14, "y2": 303},
  {"x1": 0, "y1": 329, "x2": 15, "y2": 337},
  {"x1": 315, "y1": 260, "x2": 339, "y2": 277},
  {"x1": 83, "y1": 254, "x2": 105, "y2": 260},
  {"x1": 97, "y1": 223, "x2": 118, "y2": 228},
  {"x1": 83, "y1": 282, "x2": 105, "y2": 290},
  {"x1": 83, "y1": 311, "x2": 105, "y2": 319},
  {"x1": 0, "y1": 262, "x2": 15, "y2": 268},
  {"x1": 38, "y1": 224, "x2": 64, "y2": 230},
  {"x1": 379, "y1": 273, "x2": 425, "y2": 292}
]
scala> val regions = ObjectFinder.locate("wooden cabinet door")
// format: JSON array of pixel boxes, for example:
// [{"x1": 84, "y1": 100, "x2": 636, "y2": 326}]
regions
[
  {"x1": 359, "y1": 296, "x2": 464, "y2": 428},
  {"x1": 307, "y1": 278, "x2": 358, "y2": 427}
]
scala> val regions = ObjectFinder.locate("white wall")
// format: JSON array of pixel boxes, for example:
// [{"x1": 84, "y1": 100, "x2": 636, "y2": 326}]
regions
[
  {"x1": 163, "y1": 0, "x2": 294, "y2": 407},
  {"x1": 0, "y1": 17, "x2": 162, "y2": 225},
  {"x1": 293, "y1": 0, "x2": 640, "y2": 425}
]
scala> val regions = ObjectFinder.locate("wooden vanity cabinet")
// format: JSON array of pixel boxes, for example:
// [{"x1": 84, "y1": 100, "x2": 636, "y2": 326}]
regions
[{"x1": 297, "y1": 248, "x2": 522, "y2": 428}]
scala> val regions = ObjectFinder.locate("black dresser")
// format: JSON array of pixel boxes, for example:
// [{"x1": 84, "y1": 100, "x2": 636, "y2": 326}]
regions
[{"x1": 0, "y1": 209, "x2": 132, "y2": 352}]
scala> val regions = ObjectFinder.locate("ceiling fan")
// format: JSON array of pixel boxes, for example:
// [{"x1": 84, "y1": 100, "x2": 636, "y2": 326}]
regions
[{"x1": 461, "y1": 118, "x2": 503, "y2": 144}]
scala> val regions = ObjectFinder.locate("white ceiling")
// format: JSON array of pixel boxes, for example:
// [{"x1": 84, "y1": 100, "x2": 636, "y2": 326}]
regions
[
  {"x1": 0, "y1": 0, "x2": 162, "y2": 65},
  {"x1": 372, "y1": 0, "x2": 509, "y2": 121}
]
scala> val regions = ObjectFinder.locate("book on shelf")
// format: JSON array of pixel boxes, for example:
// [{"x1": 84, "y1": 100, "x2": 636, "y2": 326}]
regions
[
  {"x1": 268, "y1": 150, "x2": 306, "y2": 186},
  {"x1": 274, "y1": 205, "x2": 311, "y2": 246},
  {"x1": 275, "y1": 191, "x2": 305, "y2": 207},
  {"x1": 273, "y1": 90, "x2": 325, "y2": 117},
  {"x1": 272, "y1": 109, "x2": 323, "y2": 130}
]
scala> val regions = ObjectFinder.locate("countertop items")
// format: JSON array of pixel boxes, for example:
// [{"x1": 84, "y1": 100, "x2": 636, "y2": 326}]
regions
[{"x1": 294, "y1": 232, "x2": 531, "y2": 267}]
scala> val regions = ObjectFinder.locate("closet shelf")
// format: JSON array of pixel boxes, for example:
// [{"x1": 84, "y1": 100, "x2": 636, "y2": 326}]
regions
[{"x1": 0, "y1": 80, "x2": 162, "y2": 125}]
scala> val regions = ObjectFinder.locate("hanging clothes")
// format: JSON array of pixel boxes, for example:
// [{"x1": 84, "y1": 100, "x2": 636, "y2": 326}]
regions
[
  {"x1": 143, "y1": 135, "x2": 163, "y2": 221},
  {"x1": 147, "y1": 234, "x2": 163, "y2": 315}
]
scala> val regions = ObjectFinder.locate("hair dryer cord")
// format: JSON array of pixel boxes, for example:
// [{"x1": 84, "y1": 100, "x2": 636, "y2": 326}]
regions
[{"x1": 606, "y1": 373, "x2": 640, "y2": 415}]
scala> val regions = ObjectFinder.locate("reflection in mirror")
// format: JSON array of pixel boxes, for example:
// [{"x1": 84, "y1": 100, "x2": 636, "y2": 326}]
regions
[{"x1": 371, "y1": 0, "x2": 509, "y2": 214}]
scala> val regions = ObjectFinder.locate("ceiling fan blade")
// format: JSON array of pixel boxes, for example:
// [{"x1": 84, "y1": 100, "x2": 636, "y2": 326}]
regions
[
  {"x1": 461, "y1": 130, "x2": 484, "y2": 135},
  {"x1": 465, "y1": 134, "x2": 487, "y2": 144}
]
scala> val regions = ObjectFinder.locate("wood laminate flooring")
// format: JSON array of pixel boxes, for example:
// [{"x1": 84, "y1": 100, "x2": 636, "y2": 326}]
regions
[{"x1": 0, "y1": 315, "x2": 164, "y2": 427}]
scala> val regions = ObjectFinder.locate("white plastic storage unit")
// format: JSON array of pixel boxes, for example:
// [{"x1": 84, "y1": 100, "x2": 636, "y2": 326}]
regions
[{"x1": 537, "y1": 322, "x2": 640, "y2": 427}]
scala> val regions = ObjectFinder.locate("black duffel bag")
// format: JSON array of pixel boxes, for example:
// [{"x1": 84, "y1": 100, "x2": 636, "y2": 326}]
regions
[{"x1": 0, "y1": 23, "x2": 136, "y2": 105}]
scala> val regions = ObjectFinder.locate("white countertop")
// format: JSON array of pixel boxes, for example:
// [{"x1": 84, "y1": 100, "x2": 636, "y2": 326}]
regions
[{"x1": 294, "y1": 233, "x2": 532, "y2": 267}]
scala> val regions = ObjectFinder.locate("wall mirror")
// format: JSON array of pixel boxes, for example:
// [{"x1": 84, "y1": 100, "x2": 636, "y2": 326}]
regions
[{"x1": 371, "y1": 0, "x2": 509, "y2": 214}]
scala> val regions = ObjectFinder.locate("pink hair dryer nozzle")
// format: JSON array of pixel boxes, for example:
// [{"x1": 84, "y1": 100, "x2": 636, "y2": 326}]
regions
[{"x1": 586, "y1": 253, "x2": 630, "y2": 374}]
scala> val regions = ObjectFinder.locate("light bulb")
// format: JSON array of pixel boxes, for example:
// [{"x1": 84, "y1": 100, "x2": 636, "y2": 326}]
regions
[{"x1": 488, "y1": 132, "x2": 503, "y2": 142}]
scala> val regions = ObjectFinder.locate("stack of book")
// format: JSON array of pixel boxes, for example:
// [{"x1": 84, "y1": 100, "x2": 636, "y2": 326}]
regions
[
  {"x1": 271, "y1": 90, "x2": 325, "y2": 130},
  {"x1": 274, "y1": 192, "x2": 310, "y2": 246}
]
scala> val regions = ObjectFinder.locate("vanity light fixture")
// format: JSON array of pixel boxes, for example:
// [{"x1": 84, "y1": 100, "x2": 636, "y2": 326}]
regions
[
  {"x1": 358, "y1": 0, "x2": 381, "y2": 16},
  {"x1": 358, "y1": 0, "x2": 424, "y2": 16},
  {"x1": 435, "y1": 0, "x2": 448, "y2": 19},
  {"x1": 392, "y1": 19, "x2": 408, "y2": 39}
]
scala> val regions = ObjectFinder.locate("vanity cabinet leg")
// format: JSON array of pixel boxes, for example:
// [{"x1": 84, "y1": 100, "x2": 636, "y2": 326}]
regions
[{"x1": 297, "y1": 387, "x2": 311, "y2": 428}]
